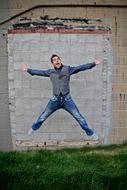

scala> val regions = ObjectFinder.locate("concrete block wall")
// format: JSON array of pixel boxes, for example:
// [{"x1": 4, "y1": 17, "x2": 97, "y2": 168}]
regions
[{"x1": 8, "y1": 30, "x2": 110, "y2": 149}]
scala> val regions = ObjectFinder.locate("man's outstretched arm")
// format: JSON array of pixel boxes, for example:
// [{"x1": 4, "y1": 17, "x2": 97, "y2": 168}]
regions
[
  {"x1": 20, "y1": 64, "x2": 50, "y2": 77},
  {"x1": 69, "y1": 59, "x2": 102, "y2": 75}
]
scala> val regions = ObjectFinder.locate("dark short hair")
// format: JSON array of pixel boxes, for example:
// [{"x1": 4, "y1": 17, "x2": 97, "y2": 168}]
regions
[{"x1": 50, "y1": 54, "x2": 60, "y2": 63}]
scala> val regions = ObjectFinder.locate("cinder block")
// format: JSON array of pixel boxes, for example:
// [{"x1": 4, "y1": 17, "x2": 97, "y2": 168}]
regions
[
  {"x1": 14, "y1": 71, "x2": 23, "y2": 81},
  {"x1": 70, "y1": 34, "x2": 78, "y2": 42},
  {"x1": 40, "y1": 33, "x2": 59, "y2": 42},
  {"x1": 14, "y1": 80, "x2": 22, "y2": 89},
  {"x1": 34, "y1": 132, "x2": 50, "y2": 141},
  {"x1": 15, "y1": 98, "x2": 24, "y2": 107},
  {"x1": 15, "y1": 88, "x2": 24, "y2": 98},
  {"x1": 30, "y1": 52, "x2": 40, "y2": 62},
  {"x1": 13, "y1": 41, "x2": 30, "y2": 51},
  {"x1": 50, "y1": 133, "x2": 66, "y2": 141},
  {"x1": 15, "y1": 106, "x2": 24, "y2": 116},
  {"x1": 29, "y1": 89, "x2": 42, "y2": 98},
  {"x1": 22, "y1": 80, "x2": 30, "y2": 89},
  {"x1": 16, "y1": 133, "x2": 31, "y2": 141},
  {"x1": 40, "y1": 43, "x2": 50, "y2": 52},
  {"x1": 59, "y1": 34, "x2": 70, "y2": 42},
  {"x1": 13, "y1": 33, "x2": 40, "y2": 42},
  {"x1": 15, "y1": 124, "x2": 26, "y2": 133},
  {"x1": 40, "y1": 52, "x2": 51, "y2": 62},
  {"x1": 66, "y1": 132, "x2": 83, "y2": 140}
]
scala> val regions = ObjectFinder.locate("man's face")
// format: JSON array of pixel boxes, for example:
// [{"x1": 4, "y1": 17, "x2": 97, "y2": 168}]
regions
[{"x1": 52, "y1": 56, "x2": 62, "y2": 69}]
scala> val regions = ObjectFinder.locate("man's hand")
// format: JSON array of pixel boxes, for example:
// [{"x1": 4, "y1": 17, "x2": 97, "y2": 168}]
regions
[
  {"x1": 95, "y1": 58, "x2": 103, "y2": 65},
  {"x1": 20, "y1": 64, "x2": 28, "y2": 72}
]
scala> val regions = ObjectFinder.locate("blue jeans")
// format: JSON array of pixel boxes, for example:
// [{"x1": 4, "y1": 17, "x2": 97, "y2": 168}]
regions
[{"x1": 32, "y1": 94, "x2": 94, "y2": 136}]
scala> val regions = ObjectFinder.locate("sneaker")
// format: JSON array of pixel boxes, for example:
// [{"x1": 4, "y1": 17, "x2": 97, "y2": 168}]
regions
[
  {"x1": 89, "y1": 133, "x2": 99, "y2": 141},
  {"x1": 28, "y1": 128, "x2": 35, "y2": 135}
]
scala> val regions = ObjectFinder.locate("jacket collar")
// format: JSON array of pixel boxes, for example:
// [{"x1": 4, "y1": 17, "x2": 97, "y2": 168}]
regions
[{"x1": 54, "y1": 64, "x2": 63, "y2": 70}]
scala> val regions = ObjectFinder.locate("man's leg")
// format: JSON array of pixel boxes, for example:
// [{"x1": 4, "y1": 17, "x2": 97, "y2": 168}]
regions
[
  {"x1": 28, "y1": 97, "x2": 60, "y2": 134},
  {"x1": 63, "y1": 95, "x2": 94, "y2": 136}
]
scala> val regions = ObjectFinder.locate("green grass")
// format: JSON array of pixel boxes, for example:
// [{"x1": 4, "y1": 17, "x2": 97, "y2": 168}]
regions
[{"x1": 0, "y1": 144, "x2": 127, "y2": 190}]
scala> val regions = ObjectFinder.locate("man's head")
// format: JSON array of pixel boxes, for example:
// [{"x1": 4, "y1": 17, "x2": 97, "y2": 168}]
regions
[{"x1": 51, "y1": 54, "x2": 62, "y2": 69}]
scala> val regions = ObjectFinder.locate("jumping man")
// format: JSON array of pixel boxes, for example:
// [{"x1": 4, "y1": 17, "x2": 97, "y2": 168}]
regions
[{"x1": 20, "y1": 54, "x2": 102, "y2": 141}]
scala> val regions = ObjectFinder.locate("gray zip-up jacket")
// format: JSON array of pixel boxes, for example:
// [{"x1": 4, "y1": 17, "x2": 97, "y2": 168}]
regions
[{"x1": 27, "y1": 62, "x2": 96, "y2": 96}]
